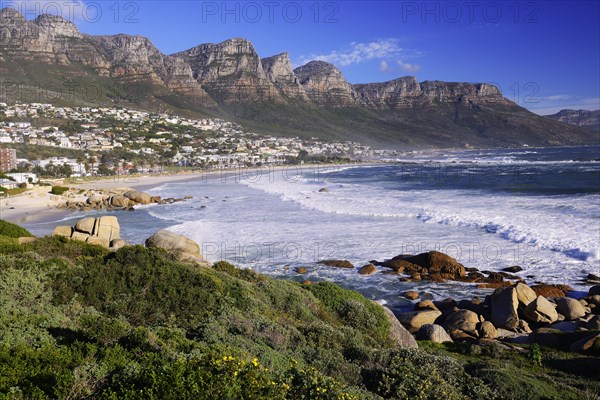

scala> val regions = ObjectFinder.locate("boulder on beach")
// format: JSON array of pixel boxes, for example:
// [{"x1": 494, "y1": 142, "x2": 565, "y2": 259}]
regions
[
  {"x1": 146, "y1": 230, "x2": 203, "y2": 262},
  {"x1": 318, "y1": 259, "x2": 354, "y2": 269},
  {"x1": 94, "y1": 216, "x2": 120, "y2": 243},
  {"x1": 74, "y1": 217, "x2": 96, "y2": 235},
  {"x1": 397, "y1": 310, "x2": 442, "y2": 333},
  {"x1": 381, "y1": 306, "x2": 418, "y2": 349},
  {"x1": 124, "y1": 190, "x2": 152, "y2": 205},
  {"x1": 443, "y1": 309, "x2": 480, "y2": 337},
  {"x1": 490, "y1": 287, "x2": 519, "y2": 330},
  {"x1": 477, "y1": 321, "x2": 498, "y2": 339},
  {"x1": 514, "y1": 283, "x2": 537, "y2": 306},
  {"x1": 110, "y1": 195, "x2": 134, "y2": 208},
  {"x1": 87, "y1": 194, "x2": 104, "y2": 205},
  {"x1": 416, "y1": 324, "x2": 453, "y2": 343},
  {"x1": 590, "y1": 285, "x2": 600, "y2": 297},
  {"x1": 523, "y1": 296, "x2": 559, "y2": 323},
  {"x1": 56, "y1": 216, "x2": 122, "y2": 250},
  {"x1": 556, "y1": 297, "x2": 586, "y2": 321},
  {"x1": 51, "y1": 225, "x2": 72, "y2": 238},
  {"x1": 86, "y1": 236, "x2": 109, "y2": 248}
]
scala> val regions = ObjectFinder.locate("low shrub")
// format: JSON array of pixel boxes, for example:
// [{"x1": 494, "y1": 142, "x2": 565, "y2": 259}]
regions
[
  {"x1": 50, "y1": 186, "x2": 69, "y2": 195},
  {"x1": 0, "y1": 219, "x2": 33, "y2": 238}
]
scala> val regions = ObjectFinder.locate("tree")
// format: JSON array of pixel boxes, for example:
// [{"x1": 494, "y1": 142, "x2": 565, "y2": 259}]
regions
[
  {"x1": 76, "y1": 156, "x2": 84, "y2": 176},
  {"x1": 59, "y1": 163, "x2": 73, "y2": 178},
  {"x1": 88, "y1": 156, "x2": 97, "y2": 176},
  {"x1": 97, "y1": 163, "x2": 113, "y2": 176}
]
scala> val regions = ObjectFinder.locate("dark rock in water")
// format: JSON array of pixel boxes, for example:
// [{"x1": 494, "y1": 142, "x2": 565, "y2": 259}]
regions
[
  {"x1": 498, "y1": 272, "x2": 521, "y2": 280},
  {"x1": 370, "y1": 260, "x2": 383, "y2": 266},
  {"x1": 484, "y1": 272, "x2": 504, "y2": 282},
  {"x1": 296, "y1": 267, "x2": 308, "y2": 274},
  {"x1": 532, "y1": 284, "x2": 571, "y2": 298},
  {"x1": 358, "y1": 264, "x2": 377, "y2": 275},
  {"x1": 318, "y1": 259, "x2": 354, "y2": 269},
  {"x1": 503, "y1": 266, "x2": 523, "y2": 273},
  {"x1": 405, "y1": 251, "x2": 466, "y2": 278},
  {"x1": 464, "y1": 267, "x2": 479, "y2": 272},
  {"x1": 403, "y1": 290, "x2": 419, "y2": 300},
  {"x1": 382, "y1": 258, "x2": 425, "y2": 274},
  {"x1": 318, "y1": 188, "x2": 329, "y2": 192},
  {"x1": 589, "y1": 285, "x2": 600, "y2": 296}
]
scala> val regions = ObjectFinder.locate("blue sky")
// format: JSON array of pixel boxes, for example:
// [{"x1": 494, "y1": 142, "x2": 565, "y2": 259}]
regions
[{"x1": 5, "y1": 0, "x2": 600, "y2": 114}]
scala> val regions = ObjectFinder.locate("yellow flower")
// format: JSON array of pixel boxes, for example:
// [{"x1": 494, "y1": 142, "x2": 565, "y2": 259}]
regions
[{"x1": 252, "y1": 357, "x2": 259, "y2": 367}]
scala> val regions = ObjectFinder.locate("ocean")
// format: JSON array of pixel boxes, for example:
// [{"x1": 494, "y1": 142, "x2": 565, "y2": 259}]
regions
[{"x1": 25, "y1": 146, "x2": 600, "y2": 309}]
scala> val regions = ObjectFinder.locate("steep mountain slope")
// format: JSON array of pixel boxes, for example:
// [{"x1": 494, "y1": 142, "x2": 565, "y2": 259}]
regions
[{"x1": 1, "y1": 8, "x2": 596, "y2": 149}]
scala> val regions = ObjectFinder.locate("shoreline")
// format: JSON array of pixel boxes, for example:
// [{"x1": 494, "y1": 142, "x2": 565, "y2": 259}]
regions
[{"x1": 1, "y1": 162, "x2": 372, "y2": 225}]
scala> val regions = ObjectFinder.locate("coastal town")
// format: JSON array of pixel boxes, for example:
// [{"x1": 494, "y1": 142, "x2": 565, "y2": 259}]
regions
[{"x1": 0, "y1": 102, "x2": 397, "y2": 185}]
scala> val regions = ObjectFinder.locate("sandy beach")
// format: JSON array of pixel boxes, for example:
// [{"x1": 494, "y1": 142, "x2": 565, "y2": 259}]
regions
[{"x1": 0, "y1": 164, "x2": 357, "y2": 225}]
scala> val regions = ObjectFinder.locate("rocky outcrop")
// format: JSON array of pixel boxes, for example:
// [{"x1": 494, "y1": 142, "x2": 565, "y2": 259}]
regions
[
  {"x1": 443, "y1": 309, "x2": 480, "y2": 339},
  {"x1": 261, "y1": 52, "x2": 307, "y2": 99},
  {"x1": 397, "y1": 310, "x2": 442, "y2": 333},
  {"x1": 52, "y1": 216, "x2": 122, "y2": 250},
  {"x1": 145, "y1": 230, "x2": 205, "y2": 263},
  {"x1": 490, "y1": 287, "x2": 519, "y2": 330},
  {"x1": 416, "y1": 324, "x2": 453, "y2": 343},
  {"x1": 174, "y1": 38, "x2": 281, "y2": 103},
  {"x1": 556, "y1": 297, "x2": 586, "y2": 321},
  {"x1": 523, "y1": 296, "x2": 558, "y2": 323},
  {"x1": 354, "y1": 77, "x2": 508, "y2": 109},
  {"x1": 293, "y1": 61, "x2": 357, "y2": 106},
  {"x1": 55, "y1": 187, "x2": 191, "y2": 212},
  {"x1": 382, "y1": 306, "x2": 418, "y2": 349}
]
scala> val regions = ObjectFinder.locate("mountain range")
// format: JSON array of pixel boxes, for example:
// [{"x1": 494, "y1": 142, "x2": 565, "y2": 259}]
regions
[
  {"x1": 545, "y1": 109, "x2": 600, "y2": 132},
  {"x1": 0, "y1": 8, "x2": 597, "y2": 148}
]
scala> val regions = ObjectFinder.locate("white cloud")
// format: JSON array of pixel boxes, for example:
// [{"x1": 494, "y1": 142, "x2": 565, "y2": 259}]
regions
[
  {"x1": 379, "y1": 60, "x2": 390, "y2": 73},
  {"x1": 1, "y1": 0, "x2": 93, "y2": 22},
  {"x1": 396, "y1": 60, "x2": 421, "y2": 73},
  {"x1": 541, "y1": 94, "x2": 572, "y2": 101},
  {"x1": 297, "y1": 39, "x2": 424, "y2": 75}
]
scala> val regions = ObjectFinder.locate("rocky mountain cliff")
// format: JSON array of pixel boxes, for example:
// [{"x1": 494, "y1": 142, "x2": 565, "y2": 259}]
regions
[
  {"x1": 1, "y1": 8, "x2": 596, "y2": 148},
  {"x1": 294, "y1": 61, "x2": 358, "y2": 106},
  {"x1": 545, "y1": 109, "x2": 600, "y2": 131},
  {"x1": 261, "y1": 52, "x2": 307, "y2": 100}
]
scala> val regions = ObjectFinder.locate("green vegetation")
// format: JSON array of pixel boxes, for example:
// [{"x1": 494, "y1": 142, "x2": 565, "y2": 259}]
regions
[
  {"x1": 50, "y1": 186, "x2": 70, "y2": 195},
  {"x1": 0, "y1": 219, "x2": 33, "y2": 238},
  {"x1": 0, "y1": 227, "x2": 598, "y2": 399}
]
